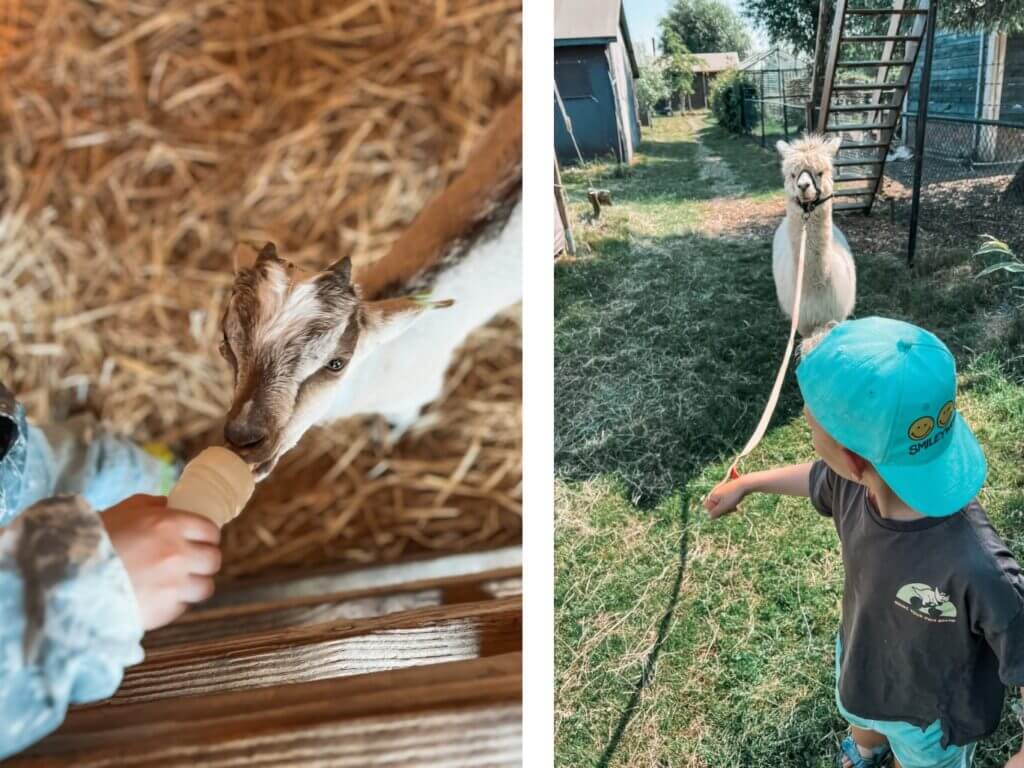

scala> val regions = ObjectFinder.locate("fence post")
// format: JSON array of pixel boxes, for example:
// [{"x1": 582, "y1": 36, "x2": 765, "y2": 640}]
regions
[
  {"x1": 759, "y1": 69, "x2": 766, "y2": 147},
  {"x1": 907, "y1": 0, "x2": 939, "y2": 268},
  {"x1": 738, "y1": 80, "x2": 745, "y2": 131},
  {"x1": 781, "y1": 72, "x2": 789, "y2": 140}
]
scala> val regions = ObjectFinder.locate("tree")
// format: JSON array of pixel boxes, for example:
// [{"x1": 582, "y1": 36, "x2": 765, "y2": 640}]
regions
[
  {"x1": 636, "y1": 60, "x2": 671, "y2": 125},
  {"x1": 659, "y1": 0, "x2": 754, "y2": 59},
  {"x1": 742, "y1": 0, "x2": 1024, "y2": 57},
  {"x1": 661, "y1": 30, "x2": 699, "y2": 111}
]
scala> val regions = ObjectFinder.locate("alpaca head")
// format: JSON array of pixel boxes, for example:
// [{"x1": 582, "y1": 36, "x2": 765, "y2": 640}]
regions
[
  {"x1": 776, "y1": 135, "x2": 842, "y2": 209},
  {"x1": 220, "y1": 242, "x2": 451, "y2": 480}
]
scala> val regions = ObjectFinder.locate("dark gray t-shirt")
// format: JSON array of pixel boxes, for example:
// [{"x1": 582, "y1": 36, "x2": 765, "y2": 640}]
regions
[{"x1": 809, "y1": 460, "x2": 1024, "y2": 747}]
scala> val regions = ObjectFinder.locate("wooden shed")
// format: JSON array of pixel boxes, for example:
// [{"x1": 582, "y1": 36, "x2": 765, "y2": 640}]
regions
[
  {"x1": 691, "y1": 52, "x2": 740, "y2": 110},
  {"x1": 554, "y1": 0, "x2": 642, "y2": 164}
]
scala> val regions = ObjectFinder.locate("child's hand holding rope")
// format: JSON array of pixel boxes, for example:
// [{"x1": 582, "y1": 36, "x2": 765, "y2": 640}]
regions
[{"x1": 703, "y1": 476, "x2": 749, "y2": 519}]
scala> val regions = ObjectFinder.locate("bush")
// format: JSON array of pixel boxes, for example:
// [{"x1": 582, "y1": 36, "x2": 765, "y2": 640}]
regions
[{"x1": 709, "y1": 68, "x2": 757, "y2": 134}]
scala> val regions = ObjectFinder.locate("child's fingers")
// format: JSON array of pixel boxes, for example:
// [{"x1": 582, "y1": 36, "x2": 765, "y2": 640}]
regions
[
  {"x1": 181, "y1": 574, "x2": 216, "y2": 604},
  {"x1": 167, "y1": 509, "x2": 222, "y2": 544},
  {"x1": 185, "y1": 541, "x2": 223, "y2": 576}
]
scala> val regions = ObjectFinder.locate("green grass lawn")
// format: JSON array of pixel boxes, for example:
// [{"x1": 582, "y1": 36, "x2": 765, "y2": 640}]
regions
[{"x1": 555, "y1": 114, "x2": 1024, "y2": 767}]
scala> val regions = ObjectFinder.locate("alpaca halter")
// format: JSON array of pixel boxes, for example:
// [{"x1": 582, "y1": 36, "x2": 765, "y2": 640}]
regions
[{"x1": 798, "y1": 194, "x2": 833, "y2": 215}]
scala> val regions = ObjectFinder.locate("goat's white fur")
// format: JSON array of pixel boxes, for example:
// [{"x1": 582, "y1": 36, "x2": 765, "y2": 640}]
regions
[
  {"x1": 324, "y1": 200, "x2": 523, "y2": 435},
  {"x1": 772, "y1": 135, "x2": 856, "y2": 336}
]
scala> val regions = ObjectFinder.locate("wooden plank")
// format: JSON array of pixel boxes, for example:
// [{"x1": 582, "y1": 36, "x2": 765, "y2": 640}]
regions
[
  {"x1": 835, "y1": 59, "x2": 915, "y2": 68},
  {"x1": 842, "y1": 35, "x2": 922, "y2": 43},
  {"x1": 14, "y1": 654, "x2": 523, "y2": 766},
  {"x1": 204, "y1": 547, "x2": 522, "y2": 609},
  {"x1": 102, "y1": 598, "x2": 521, "y2": 706},
  {"x1": 17, "y1": 707, "x2": 522, "y2": 768},
  {"x1": 146, "y1": 568, "x2": 521, "y2": 649},
  {"x1": 863, "y1": 0, "x2": 930, "y2": 212},
  {"x1": 816, "y1": 0, "x2": 846, "y2": 132},
  {"x1": 846, "y1": 7, "x2": 927, "y2": 13}
]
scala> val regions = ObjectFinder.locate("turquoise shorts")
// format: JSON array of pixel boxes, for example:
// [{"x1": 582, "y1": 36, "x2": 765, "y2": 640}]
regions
[{"x1": 835, "y1": 635, "x2": 976, "y2": 768}]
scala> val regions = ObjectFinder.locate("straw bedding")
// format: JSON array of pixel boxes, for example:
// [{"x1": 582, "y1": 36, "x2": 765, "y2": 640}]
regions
[{"x1": 0, "y1": 0, "x2": 521, "y2": 578}]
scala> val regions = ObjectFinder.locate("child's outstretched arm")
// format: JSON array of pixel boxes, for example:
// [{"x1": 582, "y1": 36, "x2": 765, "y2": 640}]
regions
[{"x1": 704, "y1": 462, "x2": 814, "y2": 519}]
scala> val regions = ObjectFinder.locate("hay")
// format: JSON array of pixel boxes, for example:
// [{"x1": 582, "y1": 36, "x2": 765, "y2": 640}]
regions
[{"x1": 0, "y1": 0, "x2": 521, "y2": 577}]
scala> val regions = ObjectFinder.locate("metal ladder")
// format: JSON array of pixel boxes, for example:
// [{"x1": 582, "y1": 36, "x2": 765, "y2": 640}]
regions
[{"x1": 811, "y1": 0, "x2": 931, "y2": 214}]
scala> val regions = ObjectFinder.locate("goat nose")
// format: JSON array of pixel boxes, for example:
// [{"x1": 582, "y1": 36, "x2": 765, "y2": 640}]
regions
[{"x1": 224, "y1": 420, "x2": 268, "y2": 449}]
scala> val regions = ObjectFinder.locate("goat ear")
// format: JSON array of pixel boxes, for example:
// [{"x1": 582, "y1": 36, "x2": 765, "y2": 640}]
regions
[
  {"x1": 357, "y1": 296, "x2": 454, "y2": 352},
  {"x1": 232, "y1": 243, "x2": 260, "y2": 273},
  {"x1": 258, "y1": 241, "x2": 280, "y2": 262},
  {"x1": 825, "y1": 136, "x2": 843, "y2": 157},
  {"x1": 775, "y1": 140, "x2": 793, "y2": 159},
  {"x1": 325, "y1": 256, "x2": 352, "y2": 286}
]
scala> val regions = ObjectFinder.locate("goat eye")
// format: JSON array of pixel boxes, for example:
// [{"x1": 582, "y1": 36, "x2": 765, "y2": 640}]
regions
[{"x1": 325, "y1": 358, "x2": 346, "y2": 372}]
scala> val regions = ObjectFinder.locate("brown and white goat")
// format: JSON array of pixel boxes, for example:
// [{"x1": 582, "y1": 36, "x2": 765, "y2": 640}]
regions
[{"x1": 220, "y1": 95, "x2": 522, "y2": 480}]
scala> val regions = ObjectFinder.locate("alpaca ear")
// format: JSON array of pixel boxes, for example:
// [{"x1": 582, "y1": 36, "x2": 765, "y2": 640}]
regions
[
  {"x1": 357, "y1": 296, "x2": 454, "y2": 353},
  {"x1": 825, "y1": 136, "x2": 843, "y2": 157},
  {"x1": 776, "y1": 140, "x2": 793, "y2": 159}
]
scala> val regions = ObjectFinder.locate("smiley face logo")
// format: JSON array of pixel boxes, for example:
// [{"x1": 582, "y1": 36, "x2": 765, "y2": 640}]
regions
[
  {"x1": 937, "y1": 401, "x2": 955, "y2": 429},
  {"x1": 908, "y1": 416, "x2": 934, "y2": 441}
]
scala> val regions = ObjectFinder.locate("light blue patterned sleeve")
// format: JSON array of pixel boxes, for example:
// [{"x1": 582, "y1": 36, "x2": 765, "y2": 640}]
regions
[
  {"x1": 0, "y1": 386, "x2": 29, "y2": 527},
  {"x1": 0, "y1": 496, "x2": 144, "y2": 759}
]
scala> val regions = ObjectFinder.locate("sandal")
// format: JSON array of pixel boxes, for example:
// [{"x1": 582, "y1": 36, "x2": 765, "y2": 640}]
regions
[{"x1": 837, "y1": 735, "x2": 892, "y2": 767}]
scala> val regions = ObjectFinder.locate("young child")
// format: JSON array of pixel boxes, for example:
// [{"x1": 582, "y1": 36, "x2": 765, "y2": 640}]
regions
[
  {"x1": 0, "y1": 384, "x2": 222, "y2": 758},
  {"x1": 705, "y1": 317, "x2": 1024, "y2": 768}
]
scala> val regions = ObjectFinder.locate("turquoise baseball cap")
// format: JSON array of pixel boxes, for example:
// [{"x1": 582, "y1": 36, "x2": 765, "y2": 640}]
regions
[{"x1": 796, "y1": 317, "x2": 986, "y2": 517}]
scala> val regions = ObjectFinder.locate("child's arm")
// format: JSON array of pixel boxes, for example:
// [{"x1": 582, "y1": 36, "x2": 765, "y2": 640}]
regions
[
  {"x1": 0, "y1": 494, "x2": 222, "y2": 759},
  {"x1": 704, "y1": 462, "x2": 814, "y2": 519}
]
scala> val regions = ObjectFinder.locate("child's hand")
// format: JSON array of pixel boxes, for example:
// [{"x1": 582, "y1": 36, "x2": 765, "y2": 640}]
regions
[
  {"x1": 703, "y1": 477, "x2": 749, "y2": 519},
  {"x1": 1005, "y1": 749, "x2": 1024, "y2": 768},
  {"x1": 101, "y1": 494, "x2": 222, "y2": 631}
]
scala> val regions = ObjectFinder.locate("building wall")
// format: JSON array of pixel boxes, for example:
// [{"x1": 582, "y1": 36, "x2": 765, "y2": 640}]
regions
[
  {"x1": 611, "y1": 25, "x2": 641, "y2": 156},
  {"x1": 902, "y1": 32, "x2": 1024, "y2": 162},
  {"x1": 906, "y1": 31, "x2": 983, "y2": 119},
  {"x1": 554, "y1": 44, "x2": 621, "y2": 164},
  {"x1": 1002, "y1": 34, "x2": 1024, "y2": 125}
]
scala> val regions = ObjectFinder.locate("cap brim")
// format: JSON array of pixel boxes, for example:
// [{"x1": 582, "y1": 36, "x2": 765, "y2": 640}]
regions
[{"x1": 875, "y1": 418, "x2": 987, "y2": 517}]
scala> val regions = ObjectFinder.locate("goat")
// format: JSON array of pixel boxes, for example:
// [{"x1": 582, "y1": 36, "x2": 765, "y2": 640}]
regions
[{"x1": 219, "y1": 95, "x2": 522, "y2": 480}]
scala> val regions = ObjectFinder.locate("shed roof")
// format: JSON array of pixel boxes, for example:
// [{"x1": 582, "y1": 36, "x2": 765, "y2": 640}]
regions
[
  {"x1": 554, "y1": 0, "x2": 639, "y2": 77},
  {"x1": 554, "y1": 0, "x2": 620, "y2": 43},
  {"x1": 692, "y1": 52, "x2": 740, "y2": 73}
]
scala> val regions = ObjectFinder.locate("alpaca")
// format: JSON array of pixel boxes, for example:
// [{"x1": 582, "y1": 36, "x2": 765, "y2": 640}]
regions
[
  {"x1": 772, "y1": 135, "x2": 856, "y2": 336},
  {"x1": 219, "y1": 96, "x2": 521, "y2": 481}
]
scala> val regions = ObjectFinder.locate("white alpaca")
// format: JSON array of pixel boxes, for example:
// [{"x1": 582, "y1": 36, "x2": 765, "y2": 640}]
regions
[{"x1": 772, "y1": 135, "x2": 856, "y2": 336}]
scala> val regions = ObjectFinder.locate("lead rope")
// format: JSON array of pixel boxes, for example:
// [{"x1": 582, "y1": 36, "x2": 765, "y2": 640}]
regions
[{"x1": 718, "y1": 213, "x2": 809, "y2": 487}]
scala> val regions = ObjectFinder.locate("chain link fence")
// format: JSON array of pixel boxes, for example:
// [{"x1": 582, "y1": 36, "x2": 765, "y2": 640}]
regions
[
  {"x1": 880, "y1": 31, "x2": 1024, "y2": 245},
  {"x1": 736, "y1": 48, "x2": 814, "y2": 148}
]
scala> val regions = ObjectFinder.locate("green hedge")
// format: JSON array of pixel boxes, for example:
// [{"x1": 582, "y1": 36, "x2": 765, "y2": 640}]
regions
[{"x1": 709, "y1": 68, "x2": 757, "y2": 135}]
